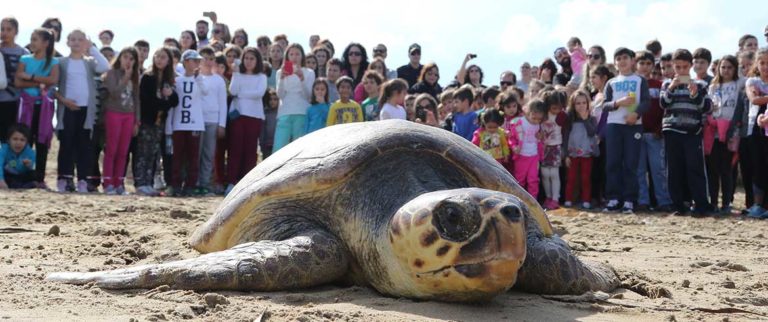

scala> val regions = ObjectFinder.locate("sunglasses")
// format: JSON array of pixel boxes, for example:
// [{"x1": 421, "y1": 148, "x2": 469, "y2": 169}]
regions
[
  {"x1": 348, "y1": 51, "x2": 362, "y2": 56},
  {"x1": 500, "y1": 81, "x2": 513, "y2": 86},
  {"x1": 410, "y1": 51, "x2": 421, "y2": 56},
  {"x1": 213, "y1": 29, "x2": 222, "y2": 34},
  {"x1": 373, "y1": 49, "x2": 386, "y2": 54},
  {"x1": 589, "y1": 54, "x2": 601, "y2": 60},
  {"x1": 469, "y1": 69, "x2": 480, "y2": 73}
]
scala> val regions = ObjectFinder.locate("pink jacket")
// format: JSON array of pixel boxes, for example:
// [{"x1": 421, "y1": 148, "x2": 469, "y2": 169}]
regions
[{"x1": 507, "y1": 116, "x2": 544, "y2": 161}]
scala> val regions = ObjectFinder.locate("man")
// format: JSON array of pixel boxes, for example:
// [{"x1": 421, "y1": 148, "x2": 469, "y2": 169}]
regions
[
  {"x1": 309, "y1": 35, "x2": 319, "y2": 49},
  {"x1": 499, "y1": 71, "x2": 517, "y2": 91},
  {"x1": 397, "y1": 43, "x2": 423, "y2": 88},
  {"x1": 373, "y1": 44, "x2": 397, "y2": 80},
  {"x1": 553, "y1": 47, "x2": 574, "y2": 86},
  {"x1": 517, "y1": 62, "x2": 531, "y2": 91},
  {"x1": 196, "y1": 20, "x2": 210, "y2": 47}
]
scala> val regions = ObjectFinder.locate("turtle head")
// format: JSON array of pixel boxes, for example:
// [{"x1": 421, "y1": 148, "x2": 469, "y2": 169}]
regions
[{"x1": 386, "y1": 188, "x2": 527, "y2": 301}]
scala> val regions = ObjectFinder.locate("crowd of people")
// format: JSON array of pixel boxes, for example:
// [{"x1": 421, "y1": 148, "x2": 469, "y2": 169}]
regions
[{"x1": 1, "y1": 13, "x2": 768, "y2": 218}]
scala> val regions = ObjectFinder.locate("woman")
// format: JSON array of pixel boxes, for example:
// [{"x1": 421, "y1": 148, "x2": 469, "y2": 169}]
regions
[
  {"x1": 579, "y1": 45, "x2": 607, "y2": 91},
  {"x1": 538, "y1": 58, "x2": 557, "y2": 85},
  {"x1": 267, "y1": 43, "x2": 283, "y2": 89},
  {"x1": 179, "y1": 30, "x2": 197, "y2": 51},
  {"x1": 456, "y1": 53, "x2": 485, "y2": 89},
  {"x1": 312, "y1": 46, "x2": 330, "y2": 78},
  {"x1": 341, "y1": 43, "x2": 368, "y2": 88},
  {"x1": 409, "y1": 62, "x2": 442, "y2": 100},
  {"x1": 211, "y1": 23, "x2": 231, "y2": 45},
  {"x1": 232, "y1": 28, "x2": 248, "y2": 49}
]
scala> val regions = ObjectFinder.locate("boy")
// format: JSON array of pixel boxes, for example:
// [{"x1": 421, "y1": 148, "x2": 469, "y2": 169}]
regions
[
  {"x1": 451, "y1": 85, "x2": 479, "y2": 141},
  {"x1": 133, "y1": 40, "x2": 150, "y2": 73},
  {"x1": 0, "y1": 124, "x2": 36, "y2": 189},
  {"x1": 645, "y1": 39, "x2": 662, "y2": 61},
  {"x1": 660, "y1": 49, "x2": 713, "y2": 217},
  {"x1": 196, "y1": 46, "x2": 227, "y2": 195},
  {"x1": 168, "y1": 50, "x2": 206, "y2": 196},
  {"x1": 692, "y1": 48, "x2": 713, "y2": 86},
  {"x1": 326, "y1": 76, "x2": 363, "y2": 126},
  {"x1": 480, "y1": 86, "x2": 501, "y2": 115},
  {"x1": 439, "y1": 89, "x2": 456, "y2": 131},
  {"x1": 634, "y1": 50, "x2": 673, "y2": 212},
  {"x1": 596, "y1": 47, "x2": 650, "y2": 214},
  {"x1": 326, "y1": 58, "x2": 342, "y2": 103},
  {"x1": 361, "y1": 71, "x2": 384, "y2": 121},
  {"x1": 660, "y1": 53, "x2": 674, "y2": 80}
]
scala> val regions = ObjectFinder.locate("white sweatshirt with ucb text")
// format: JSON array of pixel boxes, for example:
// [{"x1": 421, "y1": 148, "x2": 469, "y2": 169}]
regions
[{"x1": 169, "y1": 74, "x2": 205, "y2": 132}]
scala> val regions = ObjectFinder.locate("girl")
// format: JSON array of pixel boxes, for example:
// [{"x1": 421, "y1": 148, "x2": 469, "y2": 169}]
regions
[
  {"x1": 54, "y1": 30, "x2": 110, "y2": 193},
  {"x1": 312, "y1": 46, "x2": 330, "y2": 78},
  {"x1": 409, "y1": 62, "x2": 442, "y2": 101},
  {"x1": 499, "y1": 90, "x2": 521, "y2": 174},
  {"x1": 588, "y1": 65, "x2": 614, "y2": 206},
  {"x1": 508, "y1": 99, "x2": 546, "y2": 199},
  {"x1": 0, "y1": 124, "x2": 36, "y2": 189},
  {"x1": 305, "y1": 78, "x2": 330, "y2": 133},
  {"x1": 0, "y1": 17, "x2": 29, "y2": 143},
  {"x1": 539, "y1": 89, "x2": 568, "y2": 210},
  {"x1": 563, "y1": 90, "x2": 598, "y2": 209},
  {"x1": 267, "y1": 43, "x2": 283, "y2": 89},
  {"x1": 232, "y1": 28, "x2": 248, "y2": 48},
  {"x1": 747, "y1": 48, "x2": 768, "y2": 218},
  {"x1": 14, "y1": 28, "x2": 59, "y2": 189},
  {"x1": 360, "y1": 70, "x2": 384, "y2": 120},
  {"x1": 260, "y1": 89, "x2": 278, "y2": 159},
  {"x1": 100, "y1": 47, "x2": 140, "y2": 195},
  {"x1": 354, "y1": 58, "x2": 386, "y2": 103},
  {"x1": 305, "y1": 53, "x2": 318, "y2": 76},
  {"x1": 274, "y1": 43, "x2": 315, "y2": 152},
  {"x1": 527, "y1": 80, "x2": 546, "y2": 101},
  {"x1": 379, "y1": 78, "x2": 408, "y2": 120},
  {"x1": 135, "y1": 47, "x2": 178, "y2": 196},
  {"x1": 412, "y1": 93, "x2": 439, "y2": 126},
  {"x1": 179, "y1": 30, "x2": 197, "y2": 52},
  {"x1": 705, "y1": 55, "x2": 743, "y2": 214},
  {"x1": 213, "y1": 52, "x2": 231, "y2": 193},
  {"x1": 341, "y1": 43, "x2": 369, "y2": 87},
  {"x1": 472, "y1": 108, "x2": 510, "y2": 165},
  {"x1": 228, "y1": 47, "x2": 267, "y2": 195}
]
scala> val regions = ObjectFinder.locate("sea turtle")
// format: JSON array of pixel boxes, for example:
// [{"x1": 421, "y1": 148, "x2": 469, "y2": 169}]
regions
[{"x1": 47, "y1": 120, "x2": 618, "y2": 302}]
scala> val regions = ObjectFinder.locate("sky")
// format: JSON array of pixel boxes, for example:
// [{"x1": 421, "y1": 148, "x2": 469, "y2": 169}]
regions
[{"x1": 5, "y1": 0, "x2": 767, "y2": 85}]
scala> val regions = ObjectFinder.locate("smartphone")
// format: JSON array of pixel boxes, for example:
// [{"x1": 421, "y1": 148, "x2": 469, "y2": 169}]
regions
[
  {"x1": 416, "y1": 106, "x2": 427, "y2": 121},
  {"x1": 678, "y1": 75, "x2": 691, "y2": 84},
  {"x1": 283, "y1": 60, "x2": 294, "y2": 75},
  {"x1": 202, "y1": 11, "x2": 213, "y2": 18},
  {"x1": 469, "y1": 54, "x2": 477, "y2": 59}
]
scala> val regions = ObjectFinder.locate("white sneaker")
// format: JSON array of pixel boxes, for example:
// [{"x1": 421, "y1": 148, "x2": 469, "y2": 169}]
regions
[
  {"x1": 104, "y1": 185, "x2": 116, "y2": 195},
  {"x1": 581, "y1": 202, "x2": 592, "y2": 210},
  {"x1": 137, "y1": 185, "x2": 159, "y2": 196},
  {"x1": 563, "y1": 201, "x2": 573, "y2": 207},
  {"x1": 57, "y1": 179, "x2": 68, "y2": 193}
]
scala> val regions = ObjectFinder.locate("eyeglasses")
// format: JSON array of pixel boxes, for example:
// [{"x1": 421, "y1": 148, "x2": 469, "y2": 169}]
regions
[
  {"x1": 348, "y1": 51, "x2": 362, "y2": 57},
  {"x1": 589, "y1": 54, "x2": 601, "y2": 60},
  {"x1": 500, "y1": 81, "x2": 513, "y2": 86}
]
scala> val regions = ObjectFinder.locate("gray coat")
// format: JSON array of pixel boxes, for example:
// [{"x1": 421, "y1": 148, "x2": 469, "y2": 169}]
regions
[{"x1": 55, "y1": 46, "x2": 110, "y2": 131}]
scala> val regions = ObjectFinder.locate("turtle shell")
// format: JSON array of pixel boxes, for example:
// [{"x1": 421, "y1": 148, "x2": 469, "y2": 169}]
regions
[{"x1": 189, "y1": 120, "x2": 552, "y2": 253}]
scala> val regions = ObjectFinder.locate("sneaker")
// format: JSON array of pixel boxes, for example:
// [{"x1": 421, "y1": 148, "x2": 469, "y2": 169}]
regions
[
  {"x1": 621, "y1": 202, "x2": 634, "y2": 214},
  {"x1": 224, "y1": 184, "x2": 235, "y2": 196},
  {"x1": 57, "y1": 179, "x2": 68, "y2": 193},
  {"x1": 115, "y1": 185, "x2": 128, "y2": 195},
  {"x1": 581, "y1": 202, "x2": 592, "y2": 210},
  {"x1": 603, "y1": 200, "x2": 621, "y2": 212},
  {"x1": 136, "y1": 185, "x2": 159, "y2": 196},
  {"x1": 181, "y1": 187, "x2": 195, "y2": 197},
  {"x1": 719, "y1": 205, "x2": 733, "y2": 216},
  {"x1": 747, "y1": 205, "x2": 766, "y2": 218},
  {"x1": 104, "y1": 185, "x2": 116, "y2": 195},
  {"x1": 153, "y1": 173, "x2": 166, "y2": 191},
  {"x1": 549, "y1": 199, "x2": 560, "y2": 210},
  {"x1": 76, "y1": 180, "x2": 89, "y2": 193},
  {"x1": 563, "y1": 201, "x2": 573, "y2": 208}
]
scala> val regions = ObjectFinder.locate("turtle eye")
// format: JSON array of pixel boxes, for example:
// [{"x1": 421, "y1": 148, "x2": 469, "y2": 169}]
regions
[
  {"x1": 432, "y1": 201, "x2": 481, "y2": 242},
  {"x1": 500, "y1": 205, "x2": 522, "y2": 222}
]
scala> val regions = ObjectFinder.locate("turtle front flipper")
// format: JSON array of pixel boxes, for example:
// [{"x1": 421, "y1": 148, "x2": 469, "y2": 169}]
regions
[
  {"x1": 514, "y1": 234, "x2": 619, "y2": 295},
  {"x1": 47, "y1": 231, "x2": 349, "y2": 291}
]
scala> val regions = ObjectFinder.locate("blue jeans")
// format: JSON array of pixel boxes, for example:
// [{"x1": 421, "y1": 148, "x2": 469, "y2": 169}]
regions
[
  {"x1": 273, "y1": 114, "x2": 307, "y2": 152},
  {"x1": 605, "y1": 124, "x2": 642, "y2": 202},
  {"x1": 637, "y1": 133, "x2": 672, "y2": 206}
]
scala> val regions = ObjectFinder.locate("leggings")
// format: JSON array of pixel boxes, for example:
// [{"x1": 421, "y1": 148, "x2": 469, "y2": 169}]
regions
[
  {"x1": 272, "y1": 114, "x2": 306, "y2": 152},
  {"x1": 541, "y1": 166, "x2": 561, "y2": 201},
  {"x1": 102, "y1": 111, "x2": 135, "y2": 187}
]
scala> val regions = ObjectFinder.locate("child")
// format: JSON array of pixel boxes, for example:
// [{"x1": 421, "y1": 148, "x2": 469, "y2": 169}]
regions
[
  {"x1": 14, "y1": 28, "x2": 59, "y2": 188},
  {"x1": 228, "y1": 47, "x2": 267, "y2": 195},
  {"x1": 305, "y1": 78, "x2": 330, "y2": 133},
  {"x1": 563, "y1": 90, "x2": 598, "y2": 209},
  {"x1": 478, "y1": 86, "x2": 501, "y2": 115},
  {"x1": 168, "y1": 50, "x2": 205, "y2": 196},
  {"x1": 539, "y1": 89, "x2": 567, "y2": 210},
  {"x1": 746, "y1": 48, "x2": 768, "y2": 218},
  {"x1": 508, "y1": 99, "x2": 546, "y2": 198},
  {"x1": 706, "y1": 55, "x2": 743, "y2": 215},
  {"x1": 404, "y1": 94, "x2": 417, "y2": 121},
  {"x1": 325, "y1": 58, "x2": 342, "y2": 103},
  {"x1": 379, "y1": 78, "x2": 408, "y2": 120},
  {"x1": 326, "y1": 76, "x2": 363, "y2": 126},
  {"x1": 0, "y1": 124, "x2": 36, "y2": 189},
  {"x1": 499, "y1": 90, "x2": 521, "y2": 173},
  {"x1": 439, "y1": 89, "x2": 455, "y2": 131},
  {"x1": 660, "y1": 48, "x2": 713, "y2": 216},
  {"x1": 196, "y1": 46, "x2": 228, "y2": 195},
  {"x1": 693, "y1": 48, "x2": 713, "y2": 86},
  {"x1": 135, "y1": 47, "x2": 179, "y2": 196},
  {"x1": 472, "y1": 108, "x2": 509, "y2": 165},
  {"x1": 54, "y1": 29, "x2": 109, "y2": 193},
  {"x1": 260, "y1": 89, "x2": 278, "y2": 159},
  {"x1": 634, "y1": 50, "x2": 673, "y2": 212},
  {"x1": 361, "y1": 70, "x2": 384, "y2": 121},
  {"x1": 451, "y1": 85, "x2": 478, "y2": 140},
  {"x1": 0, "y1": 17, "x2": 29, "y2": 143},
  {"x1": 567, "y1": 37, "x2": 587, "y2": 78},
  {"x1": 274, "y1": 43, "x2": 315, "y2": 152},
  {"x1": 595, "y1": 47, "x2": 649, "y2": 214}
]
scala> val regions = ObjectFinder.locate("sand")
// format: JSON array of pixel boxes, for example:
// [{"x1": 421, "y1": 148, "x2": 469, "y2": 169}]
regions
[{"x1": 1, "y1": 143, "x2": 768, "y2": 321}]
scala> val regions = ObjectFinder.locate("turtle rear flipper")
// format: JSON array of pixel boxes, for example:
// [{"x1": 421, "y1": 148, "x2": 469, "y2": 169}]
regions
[
  {"x1": 46, "y1": 231, "x2": 349, "y2": 291},
  {"x1": 514, "y1": 235, "x2": 619, "y2": 294}
]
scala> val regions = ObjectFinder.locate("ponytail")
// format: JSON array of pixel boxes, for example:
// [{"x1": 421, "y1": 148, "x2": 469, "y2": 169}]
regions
[
  {"x1": 33, "y1": 28, "x2": 55, "y2": 71},
  {"x1": 378, "y1": 78, "x2": 408, "y2": 109}
]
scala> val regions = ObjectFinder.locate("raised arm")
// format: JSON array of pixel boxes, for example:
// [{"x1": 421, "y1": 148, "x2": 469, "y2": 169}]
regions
[{"x1": 456, "y1": 54, "x2": 473, "y2": 86}]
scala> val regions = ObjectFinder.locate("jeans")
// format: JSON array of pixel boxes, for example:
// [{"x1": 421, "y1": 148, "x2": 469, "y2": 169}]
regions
[
  {"x1": 198, "y1": 123, "x2": 219, "y2": 188},
  {"x1": 637, "y1": 133, "x2": 672, "y2": 206},
  {"x1": 605, "y1": 124, "x2": 642, "y2": 202},
  {"x1": 272, "y1": 114, "x2": 307, "y2": 152}
]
